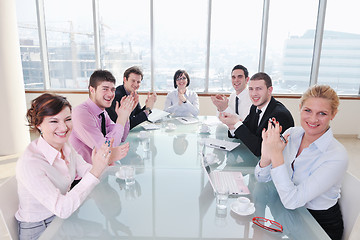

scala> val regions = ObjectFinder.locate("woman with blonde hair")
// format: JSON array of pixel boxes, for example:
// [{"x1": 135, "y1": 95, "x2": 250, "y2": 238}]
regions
[{"x1": 255, "y1": 85, "x2": 348, "y2": 240}]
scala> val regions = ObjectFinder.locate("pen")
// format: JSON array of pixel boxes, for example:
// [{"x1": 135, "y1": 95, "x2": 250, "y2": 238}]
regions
[
  {"x1": 181, "y1": 118, "x2": 188, "y2": 122},
  {"x1": 268, "y1": 118, "x2": 287, "y2": 143},
  {"x1": 210, "y1": 143, "x2": 226, "y2": 149}
]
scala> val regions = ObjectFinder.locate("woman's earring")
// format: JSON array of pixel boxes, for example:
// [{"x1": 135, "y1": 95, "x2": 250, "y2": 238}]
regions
[{"x1": 38, "y1": 128, "x2": 43, "y2": 136}]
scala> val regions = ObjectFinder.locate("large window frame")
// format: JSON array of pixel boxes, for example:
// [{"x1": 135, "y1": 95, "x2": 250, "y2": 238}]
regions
[{"x1": 22, "y1": 0, "x2": 360, "y2": 97}]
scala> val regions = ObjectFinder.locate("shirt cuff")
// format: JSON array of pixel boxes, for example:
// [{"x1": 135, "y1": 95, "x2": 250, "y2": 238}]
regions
[
  {"x1": 270, "y1": 164, "x2": 289, "y2": 185},
  {"x1": 255, "y1": 161, "x2": 272, "y2": 181}
]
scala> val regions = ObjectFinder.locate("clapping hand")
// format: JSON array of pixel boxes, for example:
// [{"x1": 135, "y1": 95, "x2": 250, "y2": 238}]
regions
[
  {"x1": 211, "y1": 94, "x2": 229, "y2": 112},
  {"x1": 260, "y1": 118, "x2": 289, "y2": 168},
  {"x1": 115, "y1": 96, "x2": 135, "y2": 126}
]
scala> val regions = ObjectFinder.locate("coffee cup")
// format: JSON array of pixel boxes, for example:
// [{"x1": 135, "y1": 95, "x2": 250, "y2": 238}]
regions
[
  {"x1": 200, "y1": 124, "x2": 210, "y2": 133},
  {"x1": 237, "y1": 197, "x2": 251, "y2": 212}
]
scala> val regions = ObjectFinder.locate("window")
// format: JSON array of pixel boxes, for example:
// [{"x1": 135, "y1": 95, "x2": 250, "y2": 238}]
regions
[
  {"x1": 16, "y1": 0, "x2": 43, "y2": 89},
  {"x1": 265, "y1": 0, "x2": 318, "y2": 94},
  {"x1": 209, "y1": 0, "x2": 262, "y2": 92},
  {"x1": 153, "y1": 0, "x2": 208, "y2": 92},
  {"x1": 317, "y1": 0, "x2": 360, "y2": 95},
  {"x1": 99, "y1": 0, "x2": 151, "y2": 88},
  {"x1": 16, "y1": 0, "x2": 360, "y2": 96},
  {"x1": 43, "y1": 0, "x2": 95, "y2": 89}
]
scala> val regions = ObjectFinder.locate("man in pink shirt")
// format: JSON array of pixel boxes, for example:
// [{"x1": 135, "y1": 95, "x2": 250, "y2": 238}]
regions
[{"x1": 70, "y1": 70, "x2": 136, "y2": 164}]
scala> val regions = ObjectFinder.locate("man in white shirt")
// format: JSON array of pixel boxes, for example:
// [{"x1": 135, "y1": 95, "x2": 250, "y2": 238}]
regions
[{"x1": 211, "y1": 65, "x2": 252, "y2": 121}]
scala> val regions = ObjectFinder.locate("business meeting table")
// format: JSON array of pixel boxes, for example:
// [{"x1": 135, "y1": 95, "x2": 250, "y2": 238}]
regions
[{"x1": 40, "y1": 116, "x2": 330, "y2": 240}]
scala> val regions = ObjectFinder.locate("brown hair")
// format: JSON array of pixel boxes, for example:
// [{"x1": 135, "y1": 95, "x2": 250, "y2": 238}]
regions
[
  {"x1": 27, "y1": 93, "x2": 72, "y2": 133},
  {"x1": 300, "y1": 85, "x2": 339, "y2": 115},
  {"x1": 250, "y1": 72, "x2": 272, "y2": 88}
]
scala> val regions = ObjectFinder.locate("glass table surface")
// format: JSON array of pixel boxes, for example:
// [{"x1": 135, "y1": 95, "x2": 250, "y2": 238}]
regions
[{"x1": 40, "y1": 116, "x2": 330, "y2": 240}]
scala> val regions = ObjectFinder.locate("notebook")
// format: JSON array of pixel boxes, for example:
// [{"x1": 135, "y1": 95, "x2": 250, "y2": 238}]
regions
[{"x1": 201, "y1": 154, "x2": 250, "y2": 196}]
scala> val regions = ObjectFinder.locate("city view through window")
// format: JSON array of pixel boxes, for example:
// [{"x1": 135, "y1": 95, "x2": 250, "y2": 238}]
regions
[{"x1": 16, "y1": 0, "x2": 360, "y2": 95}]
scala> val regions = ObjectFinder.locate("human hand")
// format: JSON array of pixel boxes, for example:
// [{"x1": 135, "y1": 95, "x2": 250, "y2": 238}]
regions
[
  {"x1": 116, "y1": 96, "x2": 134, "y2": 126},
  {"x1": 130, "y1": 91, "x2": 139, "y2": 111},
  {"x1": 260, "y1": 118, "x2": 288, "y2": 168},
  {"x1": 90, "y1": 139, "x2": 113, "y2": 178},
  {"x1": 211, "y1": 94, "x2": 228, "y2": 112},
  {"x1": 218, "y1": 112, "x2": 239, "y2": 129},
  {"x1": 109, "y1": 142, "x2": 130, "y2": 165},
  {"x1": 145, "y1": 92, "x2": 157, "y2": 109}
]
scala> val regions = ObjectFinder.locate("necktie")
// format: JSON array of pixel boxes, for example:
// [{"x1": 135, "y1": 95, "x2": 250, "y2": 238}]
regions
[
  {"x1": 235, "y1": 96, "x2": 239, "y2": 115},
  {"x1": 255, "y1": 109, "x2": 262, "y2": 126},
  {"x1": 99, "y1": 112, "x2": 106, "y2": 137}
]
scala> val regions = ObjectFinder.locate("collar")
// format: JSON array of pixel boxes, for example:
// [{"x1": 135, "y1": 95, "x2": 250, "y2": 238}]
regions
[
  {"x1": 310, "y1": 127, "x2": 333, "y2": 153},
  {"x1": 37, "y1": 137, "x2": 70, "y2": 165},
  {"x1": 86, "y1": 98, "x2": 105, "y2": 118},
  {"x1": 236, "y1": 88, "x2": 248, "y2": 99}
]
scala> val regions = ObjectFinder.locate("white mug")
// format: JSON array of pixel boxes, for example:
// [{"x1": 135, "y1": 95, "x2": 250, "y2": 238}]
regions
[{"x1": 237, "y1": 197, "x2": 251, "y2": 212}]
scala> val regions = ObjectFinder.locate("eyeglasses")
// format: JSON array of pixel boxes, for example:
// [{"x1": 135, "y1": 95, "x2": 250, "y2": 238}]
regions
[
  {"x1": 176, "y1": 77, "x2": 187, "y2": 81},
  {"x1": 252, "y1": 217, "x2": 283, "y2": 233}
]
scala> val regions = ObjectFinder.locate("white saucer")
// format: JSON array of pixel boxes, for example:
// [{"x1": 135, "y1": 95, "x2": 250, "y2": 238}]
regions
[
  {"x1": 199, "y1": 129, "x2": 211, "y2": 134},
  {"x1": 115, "y1": 171, "x2": 125, "y2": 180},
  {"x1": 137, "y1": 131, "x2": 150, "y2": 139},
  {"x1": 231, "y1": 202, "x2": 255, "y2": 216},
  {"x1": 165, "y1": 124, "x2": 177, "y2": 131}
]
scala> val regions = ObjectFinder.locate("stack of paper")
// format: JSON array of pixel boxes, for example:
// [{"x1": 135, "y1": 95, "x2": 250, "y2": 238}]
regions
[{"x1": 147, "y1": 108, "x2": 170, "y2": 123}]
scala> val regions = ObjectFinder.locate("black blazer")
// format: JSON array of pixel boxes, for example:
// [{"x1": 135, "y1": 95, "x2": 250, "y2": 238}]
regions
[
  {"x1": 231, "y1": 97, "x2": 294, "y2": 157},
  {"x1": 106, "y1": 85, "x2": 148, "y2": 129}
]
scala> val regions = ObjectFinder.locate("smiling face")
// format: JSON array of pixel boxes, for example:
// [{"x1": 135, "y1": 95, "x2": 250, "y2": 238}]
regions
[
  {"x1": 231, "y1": 69, "x2": 249, "y2": 94},
  {"x1": 124, "y1": 73, "x2": 142, "y2": 93},
  {"x1": 176, "y1": 73, "x2": 188, "y2": 90},
  {"x1": 37, "y1": 106, "x2": 72, "y2": 151},
  {"x1": 300, "y1": 97, "x2": 336, "y2": 141},
  {"x1": 90, "y1": 81, "x2": 116, "y2": 110},
  {"x1": 248, "y1": 79, "x2": 273, "y2": 109}
]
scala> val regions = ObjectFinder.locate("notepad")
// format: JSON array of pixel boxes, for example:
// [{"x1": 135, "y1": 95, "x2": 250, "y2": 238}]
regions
[
  {"x1": 147, "y1": 108, "x2": 170, "y2": 123},
  {"x1": 176, "y1": 117, "x2": 199, "y2": 124},
  {"x1": 204, "y1": 138, "x2": 240, "y2": 151}
]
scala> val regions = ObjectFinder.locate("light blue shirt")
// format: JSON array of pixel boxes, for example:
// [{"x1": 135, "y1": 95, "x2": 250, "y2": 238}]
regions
[
  {"x1": 255, "y1": 126, "x2": 348, "y2": 210},
  {"x1": 164, "y1": 89, "x2": 199, "y2": 117}
]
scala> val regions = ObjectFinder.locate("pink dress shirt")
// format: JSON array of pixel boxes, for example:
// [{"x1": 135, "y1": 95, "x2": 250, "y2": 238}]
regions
[
  {"x1": 15, "y1": 137, "x2": 100, "y2": 222},
  {"x1": 69, "y1": 98, "x2": 130, "y2": 164}
]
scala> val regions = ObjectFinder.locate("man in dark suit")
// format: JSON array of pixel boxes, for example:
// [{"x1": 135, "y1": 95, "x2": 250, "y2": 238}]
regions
[
  {"x1": 106, "y1": 66, "x2": 157, "y2": 129},
  {"x1": 219, "y1": 72, "x2": 294, "y2": 157}
]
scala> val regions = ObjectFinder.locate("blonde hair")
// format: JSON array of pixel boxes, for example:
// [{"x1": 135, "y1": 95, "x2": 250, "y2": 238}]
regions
[{"x1": 300, "y1": 85, "x2": 339, "y2": 115}]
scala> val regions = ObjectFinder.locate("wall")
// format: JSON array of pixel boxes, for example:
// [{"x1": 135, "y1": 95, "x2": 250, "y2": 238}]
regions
[{"x1": 26, "y1": 93, "x2": 360, "y2": 137}]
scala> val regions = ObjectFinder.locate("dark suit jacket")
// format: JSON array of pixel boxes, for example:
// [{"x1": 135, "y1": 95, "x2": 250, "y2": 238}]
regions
[
  {"x1": 106, "y1": 85, "x2": 148, "y2": 129},
  {"x1": 231, "y1": 96, "x2": 294, "y2": 157}
]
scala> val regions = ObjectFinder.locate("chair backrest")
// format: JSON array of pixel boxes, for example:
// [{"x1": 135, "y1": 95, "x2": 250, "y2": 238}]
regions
[
  {"x1": 0, "y1": 176, "x2": 19, "y2": 240},
  {"x1": 340, "y1": 171, "x2": 360, "y2": 240}
]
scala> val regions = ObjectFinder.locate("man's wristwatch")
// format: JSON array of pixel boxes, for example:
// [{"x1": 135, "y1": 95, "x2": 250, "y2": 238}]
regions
[{"x1": 145, "y1": 107, "x2": 152, "y2": 114}]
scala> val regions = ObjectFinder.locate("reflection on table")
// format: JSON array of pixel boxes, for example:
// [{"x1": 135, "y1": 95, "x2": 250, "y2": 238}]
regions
[{"x1": 40, "y1": 116, "x2": 330, "y2": 240}]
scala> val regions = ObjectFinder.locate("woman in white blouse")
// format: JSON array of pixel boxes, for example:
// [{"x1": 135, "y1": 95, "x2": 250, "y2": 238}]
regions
[
  {"x1": 15, "y1": 93, "x2": 130, "y2": 240},
  {"x1": 164, "y1": 69, "x2": 199, "y2": 117},
  {"x1": 255, "y1": 85, "x2": 348, "y2": 240}
]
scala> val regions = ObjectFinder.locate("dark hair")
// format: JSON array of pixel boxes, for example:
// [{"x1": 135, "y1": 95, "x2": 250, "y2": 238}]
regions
[
  {"x1": 250, "y1": 72, "x2": 272, "y2": 88},
  {"x1": 232, "y1": 65, "x2": 249, "y2": 78},
  {"x1": 123, "y1": 66, "x2": 144, "y2": 81},
  {"x1": 27, "y1": 93, "x2": 72, "y2": 133},
  {"x1": 173, "y1": 70, "x2": 190, "y2": 88},
  {"x1": 88, "y1": 70, "x2": 116, "y2": 90}
]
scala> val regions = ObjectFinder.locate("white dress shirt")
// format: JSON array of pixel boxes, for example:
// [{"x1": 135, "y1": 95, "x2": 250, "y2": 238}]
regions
[
  {"x1": 219, "y1": 88, "x2": 252, "y2": 121},
  {"x1": 255, "y1": 127, "x2": 348, "y2": 210},
  {"x1": 164, "y1": 89, "x2": 199, "y2": 117},
  {"x1": 16, "y1": 137, "x2": 100, "y2": 222}
]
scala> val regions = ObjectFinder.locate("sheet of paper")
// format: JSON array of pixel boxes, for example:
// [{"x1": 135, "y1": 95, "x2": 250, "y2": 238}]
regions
[
  {"x1": 204, "y1": 138, "x2": 241, "y2": 151},
  {"x1": 141, "y1": 123, "x2": 160, "y2": 130},
  {"x1": 148, "y1": 108, "x2": 170, "y2": 123},
  {"x1": 176, "y1": 117, "x2": 199, "y2": 124}
]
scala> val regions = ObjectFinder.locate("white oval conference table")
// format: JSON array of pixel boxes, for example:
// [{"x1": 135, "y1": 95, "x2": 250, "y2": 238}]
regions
[{"x1": 40, "y1": 116, "x2": 330, "y2": 240}]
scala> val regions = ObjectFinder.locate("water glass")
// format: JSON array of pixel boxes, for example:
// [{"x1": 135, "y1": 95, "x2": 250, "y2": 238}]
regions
[
  {"x1": 143, "y1": 138, "x2": 150, "y2": 151},
  {"x1": 216, "y1": 188, "x2": 229, "y2": 209},
  {"x1": 124, "y1": 166, "x2": 135, "y2": 186}
]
